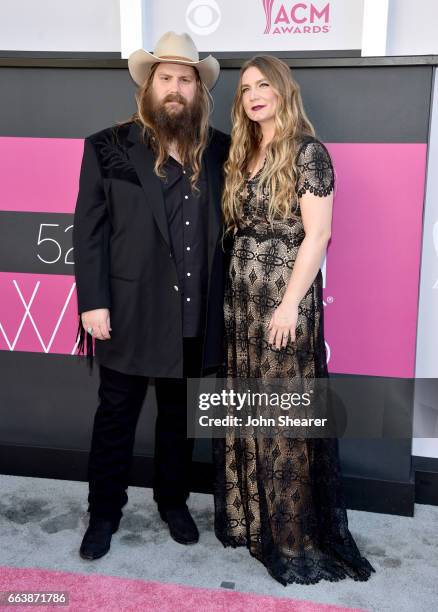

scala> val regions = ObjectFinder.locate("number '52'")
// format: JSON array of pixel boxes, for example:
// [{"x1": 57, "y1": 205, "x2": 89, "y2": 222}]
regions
[{"x1": 37, "y1": 223, "x2": 74, "y2": 265}]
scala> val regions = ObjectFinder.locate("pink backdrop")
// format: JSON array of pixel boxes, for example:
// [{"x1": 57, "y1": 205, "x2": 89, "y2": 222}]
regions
[
  {"x1": 0, "y1": 137, "x2": 83, "y2": 213},
  {"x1": 324, "y1": 143, "x2": 426, "y2": 377},
  {"x1": 0, "y1": 272, "x2": 78, "y2": 355},
  {"x1": 0, "y1": 138, "x2": 427, "y2": 377}
]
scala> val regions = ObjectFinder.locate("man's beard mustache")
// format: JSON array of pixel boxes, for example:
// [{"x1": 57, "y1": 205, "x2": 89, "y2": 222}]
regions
[{"x1": 148, "y1": 92, "x2": 202, "y2": 147}]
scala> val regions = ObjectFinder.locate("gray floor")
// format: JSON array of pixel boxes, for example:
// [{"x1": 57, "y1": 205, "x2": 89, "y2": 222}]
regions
[{"x1": 0, "y1": 474, "x2": 437, "y2": 612}]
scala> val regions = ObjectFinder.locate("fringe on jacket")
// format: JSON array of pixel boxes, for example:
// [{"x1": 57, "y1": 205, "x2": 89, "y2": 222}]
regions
[{"x1": 75, "y1": 316, "x2": 94, "y2": 374}]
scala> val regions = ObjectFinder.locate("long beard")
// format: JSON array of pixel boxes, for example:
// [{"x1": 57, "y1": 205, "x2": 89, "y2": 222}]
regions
[{"x1": 146, "y1": 91, "x2": 203, "y2": 161}]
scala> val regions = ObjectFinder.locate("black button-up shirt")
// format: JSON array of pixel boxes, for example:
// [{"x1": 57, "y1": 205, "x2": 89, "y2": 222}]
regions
[{"x1": 161, "y1": 156, "x2": 208, "y2": 337}]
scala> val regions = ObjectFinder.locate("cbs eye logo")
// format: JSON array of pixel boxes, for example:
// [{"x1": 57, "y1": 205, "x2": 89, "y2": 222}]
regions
[{"x1": 185, "y1": 0, "x2": 221, "y2": 36}]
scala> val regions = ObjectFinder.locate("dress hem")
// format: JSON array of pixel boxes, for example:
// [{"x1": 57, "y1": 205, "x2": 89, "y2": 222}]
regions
[{"x1": 215, "y1": 533, "x2": 376, "y2": 587}]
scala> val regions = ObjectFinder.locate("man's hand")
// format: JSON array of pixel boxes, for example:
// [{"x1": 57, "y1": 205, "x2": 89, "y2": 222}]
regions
[{"x1": 81, "y1": 308, "x2": 111, "y2": 340}]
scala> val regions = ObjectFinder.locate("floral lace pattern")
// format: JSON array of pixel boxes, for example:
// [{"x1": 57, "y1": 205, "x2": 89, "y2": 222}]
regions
[
  {"x1": 296, "y1": 139, "x2": 335, "y2": 198},
  {"x1": 92, "y1": 125, "x2": 141, "y2": 185},
  {"x1": 213, "y1": 139, "x2": 375, "y2": 585}
]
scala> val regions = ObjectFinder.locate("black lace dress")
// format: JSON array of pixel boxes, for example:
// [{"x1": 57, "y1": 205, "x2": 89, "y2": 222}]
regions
[{"x1": 213, "y1": 137, "x2": 375, "y2": 585}]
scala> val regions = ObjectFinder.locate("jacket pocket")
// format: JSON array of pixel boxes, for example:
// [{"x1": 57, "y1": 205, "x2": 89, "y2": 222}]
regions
[{"x1": 109, "y1": 273, "x2": 137, "y2": 282}]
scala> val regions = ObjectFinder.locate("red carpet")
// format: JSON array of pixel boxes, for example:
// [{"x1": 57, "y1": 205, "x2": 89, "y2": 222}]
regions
[{"x1": 0, "y1": 566, "x2": 369, "y2": 611}]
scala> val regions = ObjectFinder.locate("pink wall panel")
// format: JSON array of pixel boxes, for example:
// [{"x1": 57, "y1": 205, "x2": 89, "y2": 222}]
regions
[
  {"x1": 324, "y1": 143, "x2": 427, "y2": 377},
  {"x1": 0, "y1": 137, "x2": 84, "y2": 213},
  {"x1": 0, "y1": 272, "x2": 78, "y2": 355}
]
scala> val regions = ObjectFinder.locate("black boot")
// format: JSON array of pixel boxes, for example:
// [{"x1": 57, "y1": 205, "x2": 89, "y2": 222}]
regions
[
  {"x1": 79, "y1": 517, "x2": 120, "y2": 560},
  {"x1": 159, "y1": 505, "x2": 199, "y2": 545}
]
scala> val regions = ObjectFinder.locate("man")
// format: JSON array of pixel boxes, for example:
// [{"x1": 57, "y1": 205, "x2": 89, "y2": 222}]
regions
[{"x1": 73, "y1": 31, "x2": 229, "y2": 560}]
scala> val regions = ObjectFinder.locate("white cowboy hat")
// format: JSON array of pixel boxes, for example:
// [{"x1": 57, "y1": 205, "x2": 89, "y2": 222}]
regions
[{"x1": 128, "y1": 31, "x2": 220, "y2": 90}]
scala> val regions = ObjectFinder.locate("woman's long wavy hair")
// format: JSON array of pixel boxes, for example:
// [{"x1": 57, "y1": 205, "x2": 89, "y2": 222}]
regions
[
  {"x1": 222, "y1": 55, "x2": 316, "y2": 233},
  {"x1": 119, "y1": 63, "x2": 213, "y2": 191}
]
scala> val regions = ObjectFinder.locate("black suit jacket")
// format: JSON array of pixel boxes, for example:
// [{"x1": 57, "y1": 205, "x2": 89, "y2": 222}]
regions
[{"x1": 73, "y1": 121, "x2": 230, "y2": 377}]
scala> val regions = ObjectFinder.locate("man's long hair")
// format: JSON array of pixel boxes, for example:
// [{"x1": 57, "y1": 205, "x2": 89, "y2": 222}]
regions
[
  {"x1": 222, "y1": 55, "x2": 316, "y2": 233},
  {"x1": 124, "y1": 63, "x2": 213, "y2": 192}
]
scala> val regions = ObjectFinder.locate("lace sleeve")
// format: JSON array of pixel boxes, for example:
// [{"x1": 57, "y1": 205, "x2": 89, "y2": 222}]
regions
[{"x1": 296, "y1": 139, "x2": 335, "y2": 198}]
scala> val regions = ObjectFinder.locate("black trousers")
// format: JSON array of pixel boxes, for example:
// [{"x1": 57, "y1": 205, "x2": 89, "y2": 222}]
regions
[{"x1": 86, "y1": 337, "x2": 203, "y2": 523}]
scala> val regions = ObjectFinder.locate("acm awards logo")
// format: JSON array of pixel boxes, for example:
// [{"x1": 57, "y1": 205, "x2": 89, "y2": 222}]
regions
[
  {"x1": 184, "y1": 1, "x2": 330, "y2": 37},
  {"x1": 262, "y1": 0, "x2": 331, "y2": 35}
]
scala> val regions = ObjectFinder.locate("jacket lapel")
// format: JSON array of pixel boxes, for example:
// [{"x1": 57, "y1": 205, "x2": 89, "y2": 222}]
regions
[
  {"x1": 125, "y1": 122, "x2": 224, "y2": 263},
  {"x1": 126, "y1": 124, "x2": 171, "y2": 248}
]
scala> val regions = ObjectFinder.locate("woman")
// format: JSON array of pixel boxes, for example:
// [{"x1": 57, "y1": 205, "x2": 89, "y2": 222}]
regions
[{"x1": 213, "y1": 56, "x2": 375, "y2": 585}]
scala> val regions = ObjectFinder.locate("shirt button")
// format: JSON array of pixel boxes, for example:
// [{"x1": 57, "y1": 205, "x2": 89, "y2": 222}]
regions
[
  {"x1": 186, "y1": 297, "x2": 191, "y2": 302},
  {"x1": 186, "y1": 246, "x2": 191, "y2": 251},
  {"x1": 185, "y1": 221, "x2": 190, "y2": 225},
  {"x1": 173, "y1": 285, "x2": 179, "y2": 291},
  {"x1": 187, "y1": 272, "x2": 191, "y2": 277},
  {"x1": 184, "y1": 195, "x2": 189, "y2": 200}
]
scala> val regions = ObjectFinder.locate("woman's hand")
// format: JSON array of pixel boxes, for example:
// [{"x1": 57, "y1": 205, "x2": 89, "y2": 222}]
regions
[{"x1": 267, "y1": 300, "x2": 299, "y2": 350}]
